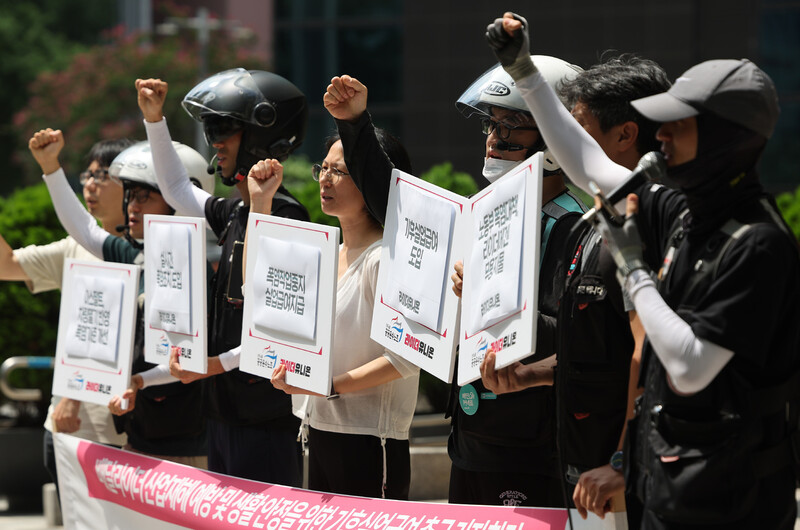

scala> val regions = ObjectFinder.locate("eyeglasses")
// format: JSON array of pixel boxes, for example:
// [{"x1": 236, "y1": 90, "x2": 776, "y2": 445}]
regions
[
  {"x1": 480, "y1": 118, "x2": 538, "y2": 140},
  {"x1": 79, "y1": 169, "x2": 118, "y2": 186},
  {"x1": 202, "y1": 115, "x2": 244, "y2": 145},
  {"x1": 312, "y1": 163, "x2": 350, "y2": 183},
  {"x1": 126, "y1": 187, "x2": 154, "y2": 205}
]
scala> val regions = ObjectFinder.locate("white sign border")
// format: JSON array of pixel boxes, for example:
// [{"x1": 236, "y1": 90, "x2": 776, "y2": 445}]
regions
[
  {"x1": 371, "y1": 169, "x2": 467, "y2": 383},
  {"x1": 143, "y1": 214, "x2": 208, "y2": 373},
  {"x1": 53, "y1": 258, "x2": 140, "y2": 407},
  {"x1": 240, "y1": 214, "x2": 339, "y2": 396},
  {"x1": 457, "y1": 152, "x2": 543, "y2": 386}
]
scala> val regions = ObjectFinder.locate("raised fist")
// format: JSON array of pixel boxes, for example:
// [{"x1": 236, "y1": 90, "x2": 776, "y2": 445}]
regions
[
  {"x1": 28, "y1": 128, "x2": 64, "y2": 175},
  {"x1": 135, "y1": 78, "x2": 169, "y2": 123},
  {"x1": 323, "y1": 75, "x2": 368, "y2": 123}
]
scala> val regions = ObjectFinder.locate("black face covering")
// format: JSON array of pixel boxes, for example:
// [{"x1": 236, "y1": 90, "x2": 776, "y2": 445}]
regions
[{"x1": 666, "y1": 113, "x2": 768, "y2": 236}]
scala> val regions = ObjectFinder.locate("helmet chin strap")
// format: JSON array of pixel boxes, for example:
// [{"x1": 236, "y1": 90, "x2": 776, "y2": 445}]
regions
[{"x1": 217, "y1": 162, "x2": 247, "y2": 187}]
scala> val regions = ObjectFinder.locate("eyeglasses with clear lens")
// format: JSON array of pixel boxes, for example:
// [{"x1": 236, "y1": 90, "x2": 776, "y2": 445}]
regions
[
  {"x1": 312, "y1": 163, "x2": 350, "y2": 183},
  {"x1": 126, "y1": 187, "x2": 153, "y2": 205},
  {"x1": 480, "y1": 117, "x2": 538, "y2": 140},
  {"x1": 79, "y1": 169, "x2": 115, "y2": 186},
  {"x1": 202, "y1": 115, "x2": 244, "y2": 145}
]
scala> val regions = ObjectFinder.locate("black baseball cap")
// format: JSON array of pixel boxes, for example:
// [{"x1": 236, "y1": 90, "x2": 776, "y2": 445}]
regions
[{"x1": 631, "y1": 59, "x2": 779, "y2": 139}]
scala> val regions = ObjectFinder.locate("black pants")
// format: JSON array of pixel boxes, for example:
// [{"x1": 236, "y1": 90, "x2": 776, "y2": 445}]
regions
[
  {"x1": 308, "y1": 427, "x2": 410, "y2": 499},
  {"x1": 207, "y1": 418, "x2": 302, "y2": 486},
  {"x1": 448, "y1": 463, "x2": 564, "y2": 507}
]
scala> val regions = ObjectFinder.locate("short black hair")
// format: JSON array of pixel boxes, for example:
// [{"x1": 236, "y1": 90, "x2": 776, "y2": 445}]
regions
[
  {"x1": 559, "y1": 54, "x2": 671, "y2": 155},
  {"x1": 325, "y1": 127, "x2": 412, "y2": 175},
  {"x1": 85, "y1": 138, "x2": 136, "y2": 168}
]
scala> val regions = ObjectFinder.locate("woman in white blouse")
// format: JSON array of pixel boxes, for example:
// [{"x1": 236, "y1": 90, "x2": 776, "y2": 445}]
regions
[{"x1": 254, "y1": 132, "x2": 419, "y2": 500}]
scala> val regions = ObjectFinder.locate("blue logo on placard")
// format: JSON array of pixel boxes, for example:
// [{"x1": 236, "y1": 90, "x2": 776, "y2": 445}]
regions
[
  {"x1": 258, "y1": 346, "x2": 278, "y2": 370},
  {"x1": 471, "y1": 336, "x2": 489, "y2": 369},
  {"x1": 385, "y1": 316, "x2": 404, "y2": 343},
  {"x1": 156, "y1": 334, "x2": 170, "y2": 357},
  {"x1": 477, "y1": 337, "x2": 488, "y2": 356},
  {"x1": 67, "y1": 371, "x2": 85, "y2": 391}
]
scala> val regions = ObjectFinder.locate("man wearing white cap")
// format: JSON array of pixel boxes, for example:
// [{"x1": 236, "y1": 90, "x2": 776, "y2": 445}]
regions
[{"x1": 485, "y1": 11, "x2": 800, "y2": 529}]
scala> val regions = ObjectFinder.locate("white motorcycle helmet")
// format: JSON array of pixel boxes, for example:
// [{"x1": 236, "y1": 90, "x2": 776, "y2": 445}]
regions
[
  {"x1": 456, "y1": 55, "x2": 582, "y2": 173},
  {"x1": 110, "y1": 141, "x2": 214, "y2": 216}
]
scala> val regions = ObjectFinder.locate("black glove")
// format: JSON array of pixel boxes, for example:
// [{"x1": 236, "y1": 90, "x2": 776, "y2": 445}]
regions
[{"x1": 485, "y1": 13, "x2": 536, "y2": 81}]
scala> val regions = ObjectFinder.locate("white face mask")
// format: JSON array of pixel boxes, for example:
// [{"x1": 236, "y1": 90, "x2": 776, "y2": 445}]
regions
[{"x1": 482, "y1": 157, "x2": 522, "y2": 183}]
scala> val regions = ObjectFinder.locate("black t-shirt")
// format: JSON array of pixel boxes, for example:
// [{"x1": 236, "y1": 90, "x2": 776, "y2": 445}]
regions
[
  {"x1": 631, "y1": 183, "x2": 800, "y2": 527},
  {"x1": 203, "y1": 191, "x2": 310, "y2": 426},
  {"x1": 636, "y1": 183, "x2": 800, "y2": 384}
]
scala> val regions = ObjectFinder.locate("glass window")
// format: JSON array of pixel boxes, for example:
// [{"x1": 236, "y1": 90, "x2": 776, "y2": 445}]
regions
[{"x1": 759, "y1": 7, "x2": 800, "y2": 191}]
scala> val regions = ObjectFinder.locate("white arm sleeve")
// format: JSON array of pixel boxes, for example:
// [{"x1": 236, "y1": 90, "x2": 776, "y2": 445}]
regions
[
  {"x1": 219, "y1": 346, "x2": 241, "y2": 372},
  {"x1": 144, "y1": 118, "x2": 210, "y2": 217},
  {"x1": 138, "y1": 364, "x2": 178, "y2": 388},
  {"x1": 515, "y1": 72, "x2": 630, "y2": 196},
  {"x1": 42, "y1": 169, "x2": 108, "y2": 258},
  {"x1": 626, "y1": 269, "x2": 734, "y2": 394}
]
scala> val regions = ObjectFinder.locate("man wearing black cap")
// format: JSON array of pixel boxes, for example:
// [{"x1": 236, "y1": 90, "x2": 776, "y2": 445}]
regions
[{"x1": 486, "y1": 11, "x2": 800, "y2": 529}]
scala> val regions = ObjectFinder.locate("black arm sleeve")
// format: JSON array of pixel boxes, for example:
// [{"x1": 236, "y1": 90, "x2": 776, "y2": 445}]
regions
[{"x1": 335, "y1": 112, "x2": 394, "y2": 225}]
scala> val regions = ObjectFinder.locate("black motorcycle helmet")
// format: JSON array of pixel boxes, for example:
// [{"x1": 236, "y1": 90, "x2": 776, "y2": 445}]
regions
[{"x1": 182, "y1": 68, "x2": 309, "y2": 186}]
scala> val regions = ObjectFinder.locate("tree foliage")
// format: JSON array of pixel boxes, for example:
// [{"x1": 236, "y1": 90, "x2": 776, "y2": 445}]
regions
[
  {"x1": 776, "y1": 185, "x2": 800, "y2": 240},
  {"x1": 0, "y1": 0, "x2": 119, "y2": 196},
  {"x1": 11, "y1": 28, "x2": 264, "y2": 189},
  {"x1": 0, "y1": 183, "x2": 67, "y2": 405}
]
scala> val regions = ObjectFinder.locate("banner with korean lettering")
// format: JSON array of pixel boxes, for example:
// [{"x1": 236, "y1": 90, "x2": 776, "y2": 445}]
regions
[
  {"x1": 371, "y1": 170, "x2": 468, "y2": 383},
  {"x1": 53, "y1": 259, "x2": 139, "y2": 407},
  {"x1": 240, "y1": 214, "x2": 339, "y2": 396},
  {"x1": 144, "y1": 214, "x2": 208, "y2": 373},
  {"x1": 457, "y1": 153, "x2": 543, "y2": 386},
  {"x1": 54, "y1": 433, "x2": 622, "y2": 530}
]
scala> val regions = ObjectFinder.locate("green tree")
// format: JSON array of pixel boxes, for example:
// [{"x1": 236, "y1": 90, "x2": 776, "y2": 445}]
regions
[
  {"x1": 0, "y1": 0, "x2": 119, "y2": 196},
  {"x1": 776, "y1": 185, "x2": 800, "y2": 240},
  {"x1": 11, "y1": 29, "x2": 264, "y2": 190},
  {"x1": 0, "y1": 183, "x2": 67, "y2": 407}
]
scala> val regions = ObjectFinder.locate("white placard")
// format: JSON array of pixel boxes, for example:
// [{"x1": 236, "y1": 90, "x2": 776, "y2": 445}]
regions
[
  {"x1": 371, "y1": 170, "x2": 467, "y2": 383},
  {"x1": 457, "y1": 153, "x2": 543, "y2": 386},
  {"x1": 53, "y1": 259, "x2": 139, "y2": 407},
  {"x1": 64, "y1": 274, "x2": 124, "y2": 364},
  {"x1": 464, "y1": 168, "x2": 526, "y2": 334},
  {"x1": 252, "y1": 236, "x2": 320, "y2": 341},
  {"x1": 384, "y1": 180, "x2": 455, "y2": 331},
  {"x1": 240, "y1": 214, "x2": 339, "y2": 396},
  {"x1": 143, "y1": 214, "x2": 208, "y2": 373}
]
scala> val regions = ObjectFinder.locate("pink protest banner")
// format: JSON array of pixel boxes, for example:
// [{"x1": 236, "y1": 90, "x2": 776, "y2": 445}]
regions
[{"x1": 54, "y1": 433, "x2": 622, "y2": 530}]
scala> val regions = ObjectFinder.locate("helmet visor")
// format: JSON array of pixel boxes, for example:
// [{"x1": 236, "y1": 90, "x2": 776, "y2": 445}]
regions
[
  {"x1": 182, "y1": 68, "x2": 269, "y2": 124},
  {"x1": 455, "y1": 63, "x2": 525, "y2": 119},
  {"x1": 202, "y1": 115, "x2": 245, "y2": 145}
]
